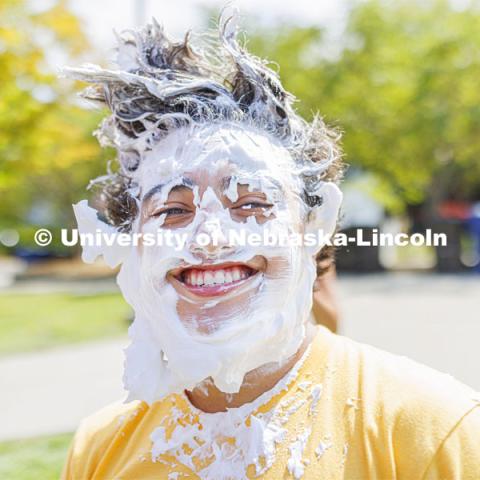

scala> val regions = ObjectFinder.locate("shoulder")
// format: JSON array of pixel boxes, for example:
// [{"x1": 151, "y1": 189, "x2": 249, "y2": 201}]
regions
[
  {"x1": 75, "y1": 399, "x2": 146, "y2": 446},
  {"x1": 318, "y1": 328, "x2": 479, "y2": 415},
  {"x1": 334, "y1": 331, "x2": 478, "y2": 416},
  {"x1": 62, "y1": 399, "x2": 147, "y2": 479},
  {"x1": 314, "y1": 328, "x2": 480, "y2": 476}
]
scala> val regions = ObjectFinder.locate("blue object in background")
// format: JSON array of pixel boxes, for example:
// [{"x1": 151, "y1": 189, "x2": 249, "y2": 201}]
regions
[{"x1": 467, "y1": 202, "x2": 480, "y2": 273}]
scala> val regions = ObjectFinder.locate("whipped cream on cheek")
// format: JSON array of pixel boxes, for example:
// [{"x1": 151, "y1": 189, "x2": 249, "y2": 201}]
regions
[{"x1": 111, "y1": 124, "x2": 343, "y2": 403}]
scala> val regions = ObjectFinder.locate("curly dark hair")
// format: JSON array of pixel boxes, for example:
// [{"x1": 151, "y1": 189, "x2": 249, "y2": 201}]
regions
[{"x1": 65, "y1": 14, "x2": 344, "y2": 275}]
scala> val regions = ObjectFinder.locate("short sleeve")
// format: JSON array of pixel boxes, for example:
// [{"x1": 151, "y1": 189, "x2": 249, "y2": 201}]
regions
[
  {"x1": 60, "y1": 439, "x2": 75, "y2": 480},
  {"x1": 422, "y1": 405, "x2": 480, "y2": 480},
  {"x1": 60, "y1": 400, "x2": 145, "y2": 480},
  {"x1": 60, "y1": 421, "x2": 104, "y2": 480}
]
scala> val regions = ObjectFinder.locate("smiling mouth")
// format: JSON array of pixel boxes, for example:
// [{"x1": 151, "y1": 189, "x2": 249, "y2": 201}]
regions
[{"x1": 172, "y1": 263, "x2": 259, "y2": 297}]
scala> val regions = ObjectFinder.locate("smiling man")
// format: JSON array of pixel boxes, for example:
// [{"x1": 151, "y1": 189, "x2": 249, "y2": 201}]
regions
[{"x1": 62, "y1": 15, "x2": 480, "y2": 480}]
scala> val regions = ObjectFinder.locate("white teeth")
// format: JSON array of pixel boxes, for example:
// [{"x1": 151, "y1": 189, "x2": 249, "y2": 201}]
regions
[
  {"x1": 214, "y1": 270, "x2": 225, "y2": 284},
  {"x1": 232, "y1": 268, "x2": 241, "y2": 282},
  {"x1": 182, "y1": 266, "x2": 254, "y2": 287},
  {"x1": 204, "y1": 271, "x2": 214, "y2": 285}
]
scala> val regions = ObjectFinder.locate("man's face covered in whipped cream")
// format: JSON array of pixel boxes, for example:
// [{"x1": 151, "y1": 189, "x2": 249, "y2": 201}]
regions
[{"x1": 67, "y1": 18, "x2": 343, "y2": 404}]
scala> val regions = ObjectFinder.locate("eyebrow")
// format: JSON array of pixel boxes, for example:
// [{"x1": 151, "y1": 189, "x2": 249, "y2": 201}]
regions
[
  {"x1": 142, "y1": 177, "x2": 195, "y2": 203},
  {"x1": 265, "y1": 176, "x2": 285, "y2": 194},
  {"x1": 225, "y1": 175, "x2": 285, "y2": 194},
  {"x1": 221, "y1": 176, "x2": 233, "y2": 191}
]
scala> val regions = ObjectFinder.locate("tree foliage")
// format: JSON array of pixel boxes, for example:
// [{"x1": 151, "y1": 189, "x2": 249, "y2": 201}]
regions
[
  {"x1": 0, "y1": 0, "x2": 109, "y2": 249},
  {"x1": 248, "y1": 0, "x2": 480, "y2": 211}
]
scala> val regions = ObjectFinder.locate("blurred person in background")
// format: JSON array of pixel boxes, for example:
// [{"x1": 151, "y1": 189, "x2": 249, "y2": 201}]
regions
[{"x1": 312, "y1": 252, "x2": 339, "y2": 333}]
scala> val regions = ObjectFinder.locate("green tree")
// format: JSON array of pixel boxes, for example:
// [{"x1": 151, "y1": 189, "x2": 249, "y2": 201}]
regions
[
  {"x1": 248, "y1": 0, "x2": 480, "y2": 212},
  {"x1": 0, "y1": 0, "x2": 109, "y2": 250}
]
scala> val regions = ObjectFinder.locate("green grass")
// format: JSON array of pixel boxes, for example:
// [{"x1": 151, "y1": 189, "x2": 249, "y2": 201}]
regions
[
  {"x1": 0, "y1": 292, "x2": 132, "y2": 355},
  {"x1": 0, "y1": 433, "x2": 73, "y2": 480}
]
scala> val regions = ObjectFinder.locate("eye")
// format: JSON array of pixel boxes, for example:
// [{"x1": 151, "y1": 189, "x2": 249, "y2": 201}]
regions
[
  {"x1": 164, "y1": 207, "x2": 189, "y2": 216},
  {"x1": 237, "y1": 202, "x2": 272, "y2": 210},
  {"x1": 151, "y1": 206, "x2": 191, "y2": 218},
  {"x1": 230, "y1": 198, "x2": 274, "y2": 224}
]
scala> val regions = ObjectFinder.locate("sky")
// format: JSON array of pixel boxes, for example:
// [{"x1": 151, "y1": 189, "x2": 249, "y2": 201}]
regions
[{"x1": 67, "y1": 0, "x2": 349, "y2": 54}]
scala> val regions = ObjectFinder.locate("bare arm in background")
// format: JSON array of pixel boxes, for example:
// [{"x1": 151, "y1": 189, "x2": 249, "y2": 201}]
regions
[{"x1": 312, "y1": 266, "x2": 339, "y2": 333}]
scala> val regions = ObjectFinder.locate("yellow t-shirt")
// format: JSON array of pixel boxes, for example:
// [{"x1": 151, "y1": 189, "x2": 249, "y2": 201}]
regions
[{"x1": 62, "y1": 326, "x2": 480, "y2": 479}]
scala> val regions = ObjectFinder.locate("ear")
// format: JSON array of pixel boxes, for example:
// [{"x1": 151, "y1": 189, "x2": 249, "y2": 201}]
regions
[
  {"x1": 304, "y1": 182, "x2": 343, "y2": 256},
  {"x1": 72, "y1": 200, "x2": 130, "y2": 268}
]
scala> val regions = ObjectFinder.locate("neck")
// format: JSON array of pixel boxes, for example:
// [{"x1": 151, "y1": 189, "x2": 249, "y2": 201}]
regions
[{"x1": 185, "y1": 323, "x2": 317, "y2": 413}]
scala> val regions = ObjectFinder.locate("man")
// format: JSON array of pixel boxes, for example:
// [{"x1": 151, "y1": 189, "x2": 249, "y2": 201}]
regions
[{"x1": 62, "y1": 15, "x2": 480, "y2": 479}]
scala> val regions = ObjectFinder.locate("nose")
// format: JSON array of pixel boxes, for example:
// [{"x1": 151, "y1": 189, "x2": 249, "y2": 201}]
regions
[{"x1": 189, "y1": 216, "x2": 236, "y2": 261}]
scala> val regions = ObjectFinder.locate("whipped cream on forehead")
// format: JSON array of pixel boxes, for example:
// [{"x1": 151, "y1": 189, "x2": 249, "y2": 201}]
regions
[{"x1": 134, "y1": 123, "x2": 299, "y2": 204}]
